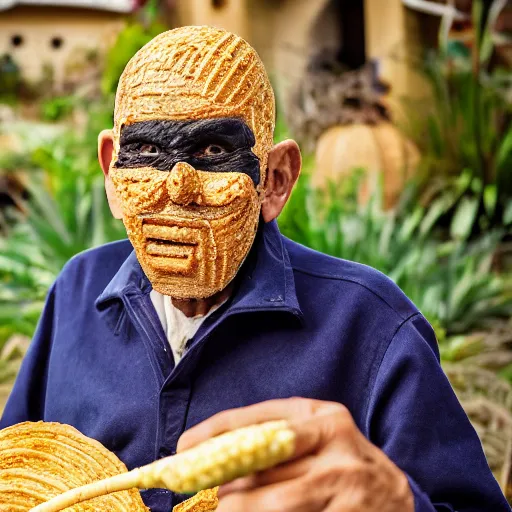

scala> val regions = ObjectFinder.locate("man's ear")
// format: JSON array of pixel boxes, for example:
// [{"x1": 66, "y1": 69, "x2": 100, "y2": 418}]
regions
[
  {"x1": 261, "y1": 140, "x2": 301, "y2": 222},
  {"x1": 98, "y1": 129, "x2": 123, "y2": 220}
]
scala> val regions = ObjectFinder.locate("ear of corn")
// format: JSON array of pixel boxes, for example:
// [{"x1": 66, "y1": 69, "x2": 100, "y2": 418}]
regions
[
  {"x1": 31, "y1": 420, "x2": 296, "y2": 512},
  {"x1": 139, "y1": 420, "x2": 296, "y2": 494}
]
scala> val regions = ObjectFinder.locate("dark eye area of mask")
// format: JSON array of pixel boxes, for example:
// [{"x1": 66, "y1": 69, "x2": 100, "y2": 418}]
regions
[
  {"x1": 140, "y1": 144, "x2": 160, "y2": 156},
  {"x1": 194, "y1": 144, "x2": 227, "y2": 157},
  {"x1": 116, "y1": 118, "x2": 261, "y2": 186},
  {"x1": 122, "y1": 142, "x2": 161, "y2": 158}
]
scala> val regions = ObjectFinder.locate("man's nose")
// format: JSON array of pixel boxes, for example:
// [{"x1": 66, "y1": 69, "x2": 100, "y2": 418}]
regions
[{"x1": 167, "y1": 162, "x2": 204, "y2": 206}]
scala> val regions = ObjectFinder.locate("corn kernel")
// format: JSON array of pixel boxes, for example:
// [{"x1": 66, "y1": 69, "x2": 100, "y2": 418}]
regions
[{"x1": 141, "y1": 420, "x2": 296, "y2": 494}]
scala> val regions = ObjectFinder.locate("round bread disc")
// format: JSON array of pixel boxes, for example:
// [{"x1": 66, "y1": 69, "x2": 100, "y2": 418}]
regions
[
  {"x1": 0, "y1": 421, "x2": 148, "y2": 511},
  {"x1": 173, "y1": 488, "x2": 218, "y2": 512}
]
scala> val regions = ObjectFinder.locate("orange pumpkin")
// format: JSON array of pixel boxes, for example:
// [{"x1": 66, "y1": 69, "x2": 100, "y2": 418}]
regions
[{"x1": 313, "y1": 122, "x2": 420, "y2": 209}]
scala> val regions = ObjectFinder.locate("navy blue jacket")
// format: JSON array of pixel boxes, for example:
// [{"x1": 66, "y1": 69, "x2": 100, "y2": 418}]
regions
[{"x1": 2, "y1": 221, "x2": 509, "y2": 511}]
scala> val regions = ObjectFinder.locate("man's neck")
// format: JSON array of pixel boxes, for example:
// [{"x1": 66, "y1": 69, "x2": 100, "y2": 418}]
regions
[{"x1": 170, "y1": 282, "x2": 234, "y2": 318}]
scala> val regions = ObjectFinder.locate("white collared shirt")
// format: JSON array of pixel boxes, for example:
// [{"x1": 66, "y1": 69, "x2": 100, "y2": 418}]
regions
[{"x1": 150, "y1": 290, "x2": 224, "y2": 364}]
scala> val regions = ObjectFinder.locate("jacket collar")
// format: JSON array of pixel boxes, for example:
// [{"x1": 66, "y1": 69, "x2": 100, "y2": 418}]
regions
[{"x1": 95, "y1": 220, "x2": 303, "y2": 321}]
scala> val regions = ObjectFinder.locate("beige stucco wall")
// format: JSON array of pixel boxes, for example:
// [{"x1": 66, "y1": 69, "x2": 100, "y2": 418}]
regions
[
  {"x1": 0, "y1": 6, "x2": 124, "y2": 88},
  {"x1": 364, "y1": 0, "x2": 435, "y2": 120},
  {"x1": 173, "y1": 0, "x2": 250, "y2": 42},
  {"x1": 267, "y1": 0, "x2": 340, "y2": 106}
]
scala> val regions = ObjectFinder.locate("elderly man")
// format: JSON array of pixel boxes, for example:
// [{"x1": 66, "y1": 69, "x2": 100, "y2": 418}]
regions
[{"x1": 1, "y1": 26, "x2": 510, "y2": 512}]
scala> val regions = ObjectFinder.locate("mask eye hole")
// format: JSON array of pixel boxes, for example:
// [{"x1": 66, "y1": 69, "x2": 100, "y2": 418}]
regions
[
  {"x1": 140, "y1": 144, "x2": 160, "y2": 156},
  {"x1": 196, "y1": 144, "x2": 226, "y2": 157}
]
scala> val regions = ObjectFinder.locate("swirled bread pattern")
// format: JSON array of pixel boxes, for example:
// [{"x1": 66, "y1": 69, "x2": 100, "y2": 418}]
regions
[{"x1": 0, "y1": 422, "x2": 148, "y2": 511}]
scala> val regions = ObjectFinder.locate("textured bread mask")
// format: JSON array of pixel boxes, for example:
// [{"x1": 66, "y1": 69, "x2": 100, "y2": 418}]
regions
[{"x1": 110, "y1": 26, "x2": 275, "y2": 299}]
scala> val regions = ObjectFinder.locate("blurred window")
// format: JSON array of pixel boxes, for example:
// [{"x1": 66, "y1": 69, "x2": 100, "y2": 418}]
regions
[
  {"x1": 10, "y1": 35, "x2": 23, "y2": 48},
  {"x1": 51, "y1": 37, "x2": 64, "y2": 50}
]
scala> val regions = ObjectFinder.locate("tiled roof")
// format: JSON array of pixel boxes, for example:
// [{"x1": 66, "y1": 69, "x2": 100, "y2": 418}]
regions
[{"x1": 0, "y1": 0, "x2": 136, "y2": 13}]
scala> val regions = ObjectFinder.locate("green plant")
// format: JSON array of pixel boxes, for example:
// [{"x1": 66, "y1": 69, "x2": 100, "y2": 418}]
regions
[
  {"x1": 406, "y1": 0, "x2": 512, "y2": 239},
  {"x1": 0, "y1": 99, "x2": 125, "y2": 344},
  {"x1": 0, "y1": 174, "x2": 125, "y2": 340},
  {"x1": 279, "y1": 171, "x2": 512, "y2": 337},
  {"x1": 40, "y1": 96, "x2": 76, "y2": 122},
  {"x1": 0, "y1": 54, "x2": 21, "y2": 105}
]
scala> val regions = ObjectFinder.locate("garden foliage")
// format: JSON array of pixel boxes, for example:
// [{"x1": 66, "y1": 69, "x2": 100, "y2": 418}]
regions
[{"x1": 406, "y1": 0, "x2": 512, "y2": 239}]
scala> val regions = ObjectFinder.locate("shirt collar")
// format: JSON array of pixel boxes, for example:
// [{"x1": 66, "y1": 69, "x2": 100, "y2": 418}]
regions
[
  {"x1": 95, "y1": 220, "x2": 303, "y2": 321},
  {"x1": 95, "y1": 249, "x2": 151, "y2": 306}
]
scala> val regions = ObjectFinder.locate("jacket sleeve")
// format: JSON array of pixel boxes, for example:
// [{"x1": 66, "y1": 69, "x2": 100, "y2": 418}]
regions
[
  {"x1": 0, "y1": 282, "x2": 56, "y2": 428},
  {"x1": 366, "y1": 313, "x2": 511, "y2": 512}
]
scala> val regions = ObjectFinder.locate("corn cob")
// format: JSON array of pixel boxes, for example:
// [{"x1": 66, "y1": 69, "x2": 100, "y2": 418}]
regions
[{"x1": 31, "y1": 420, "x2": 296, "y2": 512}]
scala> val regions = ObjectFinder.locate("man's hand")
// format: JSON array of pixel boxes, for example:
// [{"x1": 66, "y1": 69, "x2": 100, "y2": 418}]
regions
[{"x1": 177, "y1": 398, "x2": 414, "y2": 512}]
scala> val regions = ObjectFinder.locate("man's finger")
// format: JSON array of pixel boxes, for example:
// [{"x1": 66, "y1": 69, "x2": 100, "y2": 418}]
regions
[
  {"x1": 217, "y1": 455, "x2": 316, "y2": 497},
  {"x1": 177, "y1": 397, "x2": 343, "y2": 452},
  {"x1": 215, "y1": 477, "x2": 330, "y2": 512}
]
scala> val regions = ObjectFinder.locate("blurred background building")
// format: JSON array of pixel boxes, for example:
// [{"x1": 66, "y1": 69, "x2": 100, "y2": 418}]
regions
[
  {"x1": 0, "y1": 0, "x2": 133, "y2": 87},
  {"x1": 1, "y1": 1, "x2": 511, "y2": 117}
]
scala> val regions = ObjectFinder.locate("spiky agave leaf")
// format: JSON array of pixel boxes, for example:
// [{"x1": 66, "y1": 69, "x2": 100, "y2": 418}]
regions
[{"x1": 280, "y1": 171, "x2": 512, "y2": 338}]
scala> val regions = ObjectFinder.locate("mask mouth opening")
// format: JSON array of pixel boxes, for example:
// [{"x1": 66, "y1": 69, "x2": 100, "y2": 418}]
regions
[
  {"x1": 145, "y1": 238, "x2": 196, "y2": 257},
  {"x1": 141, "y1": 218, "x2": 201, "y2": 271}
]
